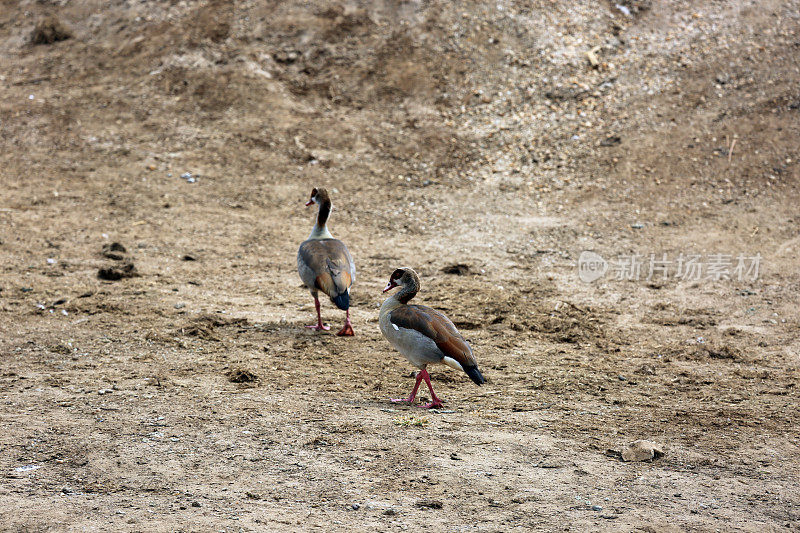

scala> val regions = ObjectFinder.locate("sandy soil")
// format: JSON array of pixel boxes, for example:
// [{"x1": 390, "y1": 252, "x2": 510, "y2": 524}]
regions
[{"x1": 1, "y1": 1, "x2": 799, "y2": 531}]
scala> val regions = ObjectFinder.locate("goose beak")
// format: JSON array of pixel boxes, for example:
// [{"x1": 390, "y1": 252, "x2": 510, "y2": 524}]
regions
[
  {"x1": 305, "y1": 199, "x2": 314, "y2": 206},
  {"x1": 382, "y1": 280, "x2": 397, "y2": 293}
]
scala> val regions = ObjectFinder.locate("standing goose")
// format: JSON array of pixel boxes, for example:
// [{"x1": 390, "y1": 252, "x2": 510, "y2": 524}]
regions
[
  {"x1": 379, "y1": 267, "x2": 485, "y2": 408},
  {"x1": 297, "y1": 187, "x2": 356, "y2": 336}
]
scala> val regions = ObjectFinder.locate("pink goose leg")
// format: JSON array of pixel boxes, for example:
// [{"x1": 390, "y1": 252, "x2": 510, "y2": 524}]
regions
[
  {"x1": 391, "y1": 369, "x2": 444, "y2": 408},
  {"x1": 336, "y1": 309, "x2": 355, "y2": 336},
  {"x1": 391, "y1": 370, "x2": 425, "y2": 404},
  {"x1": 305, "y1": 296, "x2": 330, "y2": 331},
  {"x1": 419, "y1": 370, "x2": 444, "y2": 409}
]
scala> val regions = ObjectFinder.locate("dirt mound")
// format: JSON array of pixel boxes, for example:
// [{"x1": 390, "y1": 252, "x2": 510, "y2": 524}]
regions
[
  {"x1": 1, "y1": 0, "x2": 799, "y2": 531},
  {"x1": 30, "y1": 16, "x2": 72, "y2": 45}
]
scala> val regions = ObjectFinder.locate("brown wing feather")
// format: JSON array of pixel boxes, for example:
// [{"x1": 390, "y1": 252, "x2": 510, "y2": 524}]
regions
[
  {"x1": 315, "y1": 272, "x2": 336, "y2": 296},
  {"x1": 298, "y1": 239, "x2": 354, "y2": 298},
  {"x1": 389, "y1": 305, "x2": 477, "y2": 368}
]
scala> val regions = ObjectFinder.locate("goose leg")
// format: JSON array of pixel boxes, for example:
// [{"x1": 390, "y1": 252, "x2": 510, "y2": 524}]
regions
[
  {"x1": 391, "y1": 369, "x2": 425, "y2": 404},
  {"x1": 305, "y1": 296, "x2": 330, "y2": 331},
  {"x1": 336, "y1": 309, "x2": 355, "y2": 336},
  {"x1": 420, "y1": 369, "x2": 444, "y2": 409}
]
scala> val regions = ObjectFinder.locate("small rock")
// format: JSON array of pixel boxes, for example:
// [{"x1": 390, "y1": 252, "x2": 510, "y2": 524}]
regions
[
  {"x1": 630, "y1": 223, "x2": 644, "y2": 229},
  {"x1": 351, "y1": 503, "x2": 360, "y2": 510},
  {"x1": 383, "y1": 508, "x2": 397, "y2": 516},
  {"x1": 450, "y1": 452, "x2": 461, "y2": 460},
  {"x1": 182, "y1": 254, "x2": 197, "y2": 261},
  {"x1": 620, "y1": 440, "x2": 664, "y2": 462},
  {"x1": 191, "y1": 501, "x2": 201, "y2": 508},
  {"x1": 174, "y1": 303, "x2": 186, "y2": 310},
  {"x1": 180, "y1": 172, "x2": 192, "y2": 179},
  {"x1": 591, "y1": 505, "x2": 603, "y2": 511}
]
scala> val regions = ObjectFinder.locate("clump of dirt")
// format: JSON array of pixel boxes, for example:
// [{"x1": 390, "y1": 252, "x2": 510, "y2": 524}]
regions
[
  {"x1": 227, "y1": 368, "x2": 259, "y2": 383},
  {"x1": 47, "y1": 344, "x2": 72, "y2": 355},
  {"x1": 30, "y1": 16, "x2": 72, "y2": 45},
  {"x1": 703, "y1": 342, "x2": 744, "y2": 361},
  {"x1": 98, "y1": 242, "x2": 136, "y2": 280},
  {"x1": 101, "y1": 242, "x2": 127, "y2": 261},
  {"x1": 441, "y1": 264, "x2": 471, "y2": 275},
  {"x1": 191, "y1": 0, "x2": 232, "y2": 44},
  {"x1": 663, "y1": 339, "x2": 746, "y2": 363},
  {"x1": 415, "y1": 499, "x2": 443, "y2": 509},
  {"x1": 178, "y1": 315, "x2": 249, "y2": 341},
  {"x1": 97, "y1": 261, "x2": 137, "y2": 281}
]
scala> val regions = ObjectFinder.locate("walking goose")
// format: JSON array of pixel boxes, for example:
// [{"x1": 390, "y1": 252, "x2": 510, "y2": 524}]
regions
[
  {"x1": 379, "y1": 267, "x2": 484, "y2": 408},
  {"x1": 297, "y1": 187, "x2": 356, "y2": 336}
]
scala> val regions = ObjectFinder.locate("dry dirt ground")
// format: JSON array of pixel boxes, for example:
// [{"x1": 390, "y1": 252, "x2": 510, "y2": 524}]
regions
[{"x1": 1, "y1": 1, "x2": 799, "y2": 531}]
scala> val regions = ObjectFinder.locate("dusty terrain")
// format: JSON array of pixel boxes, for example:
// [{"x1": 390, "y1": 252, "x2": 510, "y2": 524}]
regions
[{"x1": 1, "y1": 0, "x2": 799, "y2": 531}]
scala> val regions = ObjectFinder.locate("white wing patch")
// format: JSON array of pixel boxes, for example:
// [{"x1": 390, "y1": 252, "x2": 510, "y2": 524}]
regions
[
  {"x1": 442, "y1": 356, "x2": 464, "y2": 372},
  {"x1": 392, "y1": 323, "x2": 399, "y2": 331}
]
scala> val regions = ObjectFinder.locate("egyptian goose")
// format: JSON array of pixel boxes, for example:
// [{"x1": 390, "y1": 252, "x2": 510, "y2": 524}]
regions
[
  {"x1": 379, "y1": 267, "x2": 485, "y2": 408},
  {"x1": 297, "y1": 187, "x2": 356, "y2": 336}
]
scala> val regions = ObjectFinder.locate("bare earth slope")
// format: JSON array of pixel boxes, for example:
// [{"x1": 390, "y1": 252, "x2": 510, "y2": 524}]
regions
[{"x1": 1, "y1": 1, "x2": 799, "y2": 531}]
